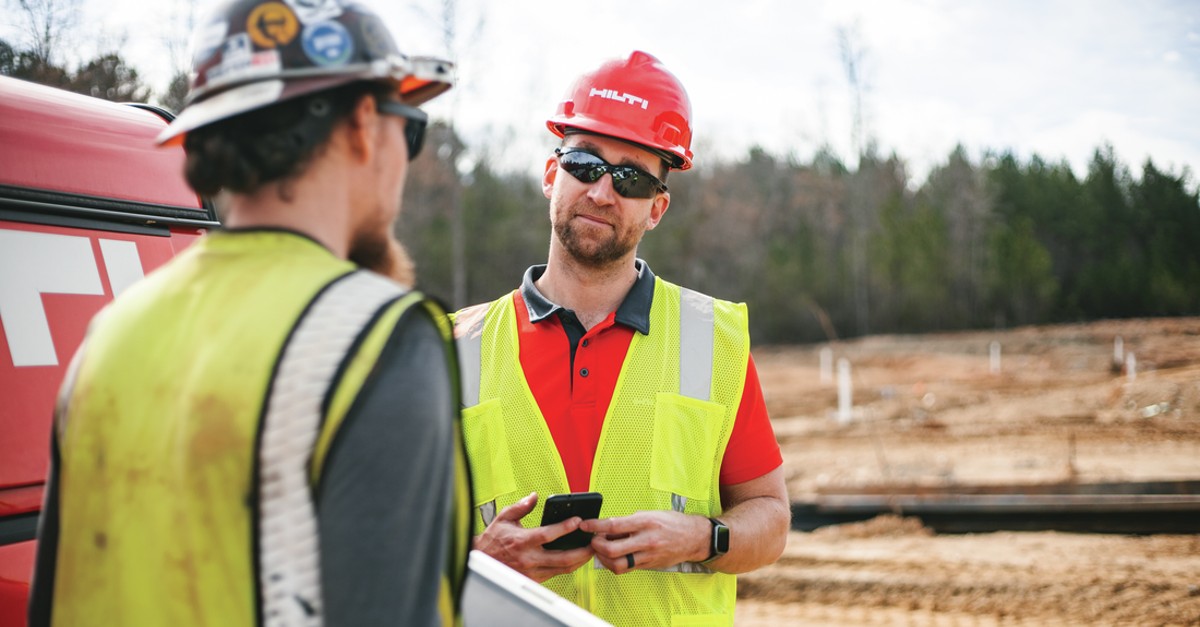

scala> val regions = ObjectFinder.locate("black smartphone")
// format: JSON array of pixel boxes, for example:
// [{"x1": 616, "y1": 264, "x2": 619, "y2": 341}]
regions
[{"x1": 539, "y1": 492, "x2": 603, "y2": 551}]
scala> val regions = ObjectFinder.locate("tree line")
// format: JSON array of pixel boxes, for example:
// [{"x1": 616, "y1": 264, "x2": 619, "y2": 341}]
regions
[
  {"x1": 0, "y1": 38, "x2": 165, "y2": 103},
  {"x1": 405, "y1": 125, "x2": 1199, "y2": 345},
  {"x1": 1, "y1": 0, "x2": 189, "y2": 109},
  {"x1": 4, "y1": 36, "x2": 1196, "y2": 346}
]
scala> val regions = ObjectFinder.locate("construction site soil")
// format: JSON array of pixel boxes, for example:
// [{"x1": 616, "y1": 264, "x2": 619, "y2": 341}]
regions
[{"x1": 736, "y1": 317, "x2": 1200, "y2": 626}]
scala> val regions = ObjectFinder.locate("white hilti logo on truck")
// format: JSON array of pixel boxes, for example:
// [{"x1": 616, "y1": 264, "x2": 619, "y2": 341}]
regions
[
  {"x1": 589, "y1": 88, "x2": 650, "y2": 110},
  {"x1": 0, "y1": 229, "x2": 144, "y2": 367}
]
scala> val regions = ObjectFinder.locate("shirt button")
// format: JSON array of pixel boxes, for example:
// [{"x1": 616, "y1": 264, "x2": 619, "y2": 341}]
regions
[
  {"x1": 582, "y1": 339, "x2": 590, "y2": 348},
  {"x1": 579, "y1": 368, "x2": 589, "y2": 377}
]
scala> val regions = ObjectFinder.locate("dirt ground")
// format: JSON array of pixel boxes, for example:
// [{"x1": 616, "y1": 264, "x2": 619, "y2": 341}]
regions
[{"x1": 736, "y1": 317, "x2": 1200, "y2": 626}]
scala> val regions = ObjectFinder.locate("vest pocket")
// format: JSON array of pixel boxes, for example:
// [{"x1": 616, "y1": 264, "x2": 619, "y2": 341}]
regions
[
  {"x1": 650, "y1": 392, "x2": 724, "y2": 501},
  {"x1": 462, "y1": 399, "x2": 517, "y2": 506}
]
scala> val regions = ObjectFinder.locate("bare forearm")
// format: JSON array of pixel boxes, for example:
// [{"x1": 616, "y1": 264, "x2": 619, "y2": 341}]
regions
[
  {"x1": 706, "y1": 466, "x2": 791, "y2": 574},
  {"x1": 705, "y1": 493, "x2": 790, "y2": 574}
]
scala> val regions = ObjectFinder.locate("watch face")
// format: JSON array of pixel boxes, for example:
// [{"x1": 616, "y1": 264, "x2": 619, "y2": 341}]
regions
[{"x1": 712, "y1": 518, "x2": 730, "y2": 555}]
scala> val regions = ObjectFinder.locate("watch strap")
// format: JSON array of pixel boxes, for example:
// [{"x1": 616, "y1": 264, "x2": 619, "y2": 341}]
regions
[{"x1": 702, "y1": 517, "x2": 729, "y2": 563}]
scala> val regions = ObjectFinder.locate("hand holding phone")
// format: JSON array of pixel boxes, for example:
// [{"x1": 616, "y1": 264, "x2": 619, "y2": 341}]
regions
[{"x1": 539, "y1": 492, "x2": 603, "y2": 551}]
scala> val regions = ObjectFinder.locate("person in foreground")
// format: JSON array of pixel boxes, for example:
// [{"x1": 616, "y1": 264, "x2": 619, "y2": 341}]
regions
[
  {"x1": 454, "y1": 51, "x2": 790, "y2": 626},
  {"x1": 28, "y1": 1, "x2": 471, "y2": 625}
]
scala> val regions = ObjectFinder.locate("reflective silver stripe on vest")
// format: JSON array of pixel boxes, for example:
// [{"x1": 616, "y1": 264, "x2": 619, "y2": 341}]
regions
[
  {"x1": 259, "y1": 271, "x2": 405, "y2": 627},
  {"x1": 673, "y1": 288, "x2": 716, "y2": 574},
  {"x1": 456, "y1": 316, "x2": 485, "y2": 409},
  {"x1": 652, "y1": 561, "x2": 714, "y2": 574},
  {"x1": 592, "y1": 558, "x2": 714, "y2": 574},
  {"x1": 678, "y1": 287, "x2": 714, "y2": 402},
  {"x1": 454, "y1": 314, "x2": 490, "y2": 526},
  {"x1": 479, "y1": 500, "x2": 497, "y2": 527}
]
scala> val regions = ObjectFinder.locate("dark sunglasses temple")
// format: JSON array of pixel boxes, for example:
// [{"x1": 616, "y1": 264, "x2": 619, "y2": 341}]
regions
[
  {"x1": 377, "y1": 100, "x2": 428, "y2": 159},
  {"x1": 405, "y1": 118, "x2": 426, "y2": 158}
]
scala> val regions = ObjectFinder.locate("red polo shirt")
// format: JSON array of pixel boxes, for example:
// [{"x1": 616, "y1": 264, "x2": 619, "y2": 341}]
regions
[{"x1": 515, "y1": 262, "x2": 782, "y2": 494}]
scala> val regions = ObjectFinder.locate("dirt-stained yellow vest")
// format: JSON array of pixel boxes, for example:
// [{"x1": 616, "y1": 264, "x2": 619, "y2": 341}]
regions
[
  {"x1": 457, "y1": 278, "x2": 749, "y2": 627},
  {"x1": 50, "y1": 232, "x2": 468, "y2": 627}
]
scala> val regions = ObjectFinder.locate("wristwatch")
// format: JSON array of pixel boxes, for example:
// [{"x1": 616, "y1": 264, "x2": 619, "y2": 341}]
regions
[{"x1": 703, "y1": 517, "x2": 729, "y2": 563}]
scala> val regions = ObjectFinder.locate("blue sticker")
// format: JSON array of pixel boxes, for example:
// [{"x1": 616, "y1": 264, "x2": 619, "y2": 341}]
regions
[{"x1": 302, "y1": 20, "x2": 353, "y2": 66}]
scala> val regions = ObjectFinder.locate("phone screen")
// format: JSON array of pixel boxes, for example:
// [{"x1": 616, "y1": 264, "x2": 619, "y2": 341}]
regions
[{"x1": 539, "y1": 492, "x2": 603, "y2": 551}]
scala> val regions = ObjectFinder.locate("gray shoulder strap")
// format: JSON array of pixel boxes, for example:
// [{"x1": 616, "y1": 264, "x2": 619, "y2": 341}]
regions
[{"x1": 258, "y1": 270, "x2": 405, "y2": 627}]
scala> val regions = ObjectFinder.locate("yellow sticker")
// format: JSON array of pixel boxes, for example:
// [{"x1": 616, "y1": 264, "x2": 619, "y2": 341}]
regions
[{"x1": 246, "y1": 2, "x2": 300, "y2": 49}]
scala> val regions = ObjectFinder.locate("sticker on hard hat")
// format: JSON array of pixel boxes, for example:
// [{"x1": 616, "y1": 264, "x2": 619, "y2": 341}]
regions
[
  {"x1": 225, "y1": 33, "x2": 253, "y2": 65},
  {"x1": 283, "y1": 0, "x2": 343, "y2": 25},
  {"x1": 588, "y1": 88, "x2": 650, "y2": 110},
  {"x1": 192, "y1": 20, "x2": 229, "y2": 66},
  {"x1": 246, "y1": 2, "x2": 300, "y2": 49},
  {"x1": 205, "y1": 34, "x2": 282, "y2": 88},
  {"x1": 302, "y1": 20, "x2": 354, "y2": 66}
]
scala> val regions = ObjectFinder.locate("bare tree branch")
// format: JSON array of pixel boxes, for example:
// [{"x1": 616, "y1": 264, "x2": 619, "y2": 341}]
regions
[{"x1": 11, "y1": 0, "x2": 80, "y2": 64}]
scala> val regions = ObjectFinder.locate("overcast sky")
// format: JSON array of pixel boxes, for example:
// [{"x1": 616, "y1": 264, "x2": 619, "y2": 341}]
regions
[{"x1": 4, "y1": 0, "x2": 1198, "y2": 185}]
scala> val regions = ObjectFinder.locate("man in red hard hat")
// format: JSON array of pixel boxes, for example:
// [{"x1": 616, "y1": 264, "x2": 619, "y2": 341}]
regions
[{"x1": 454, "y1": 51, "x2": 789, "y2": 625}]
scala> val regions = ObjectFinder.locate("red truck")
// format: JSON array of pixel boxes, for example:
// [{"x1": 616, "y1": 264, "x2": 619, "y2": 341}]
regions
[
  {"x1": 0, "y1": 75, "x2": 218, "y2": 624},
  {"x1": 0, "y1": 74, "x2": 613, "y2": 627}
]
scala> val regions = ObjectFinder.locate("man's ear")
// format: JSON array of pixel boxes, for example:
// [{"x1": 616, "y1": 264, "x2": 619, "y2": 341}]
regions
[
  {"x1": 646, "y1": 192, "x2": 670, "y2": 230},
  {"x1": 542, "y1": 156, "x2": 558, "y2": 200},
  {"x1": 344, "y1": 93, "x2": 380, "y2": 162}
]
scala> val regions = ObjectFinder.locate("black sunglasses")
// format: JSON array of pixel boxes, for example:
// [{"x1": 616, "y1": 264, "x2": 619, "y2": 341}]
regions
[
  {"x1": 377, "y1": 100, "x2": 428, "y2": 158},
  {"x1": 554, "y1": 147, "x2": 668, "y2": 199}
]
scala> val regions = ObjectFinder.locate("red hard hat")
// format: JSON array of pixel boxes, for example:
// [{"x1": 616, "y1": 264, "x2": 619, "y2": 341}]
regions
[{"x1": 547, "y1": 51, "x2": 693, "y2": 171}]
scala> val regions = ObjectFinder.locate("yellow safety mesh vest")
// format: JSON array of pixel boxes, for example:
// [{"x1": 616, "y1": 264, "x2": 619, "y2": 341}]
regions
[
  {"x1": 51, "y1": 231, "x2": 468, "y2": 627},
  {"x1": 457, "y1": 277, "x2": 749, "y2": 627}
]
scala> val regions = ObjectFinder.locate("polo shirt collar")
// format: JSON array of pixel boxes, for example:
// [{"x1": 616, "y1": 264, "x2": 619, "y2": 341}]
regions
[{"x1": 520, "y1": 259, "x2": 655, "y2": 335}]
